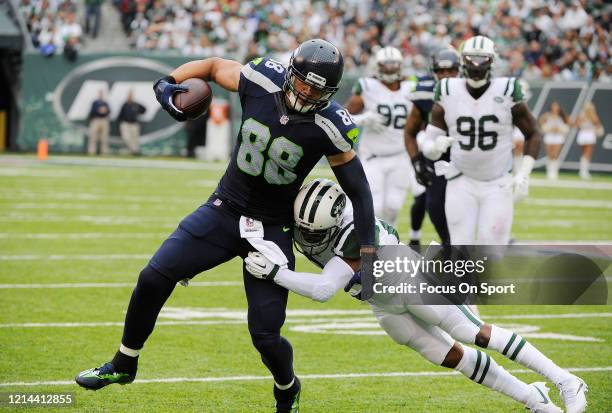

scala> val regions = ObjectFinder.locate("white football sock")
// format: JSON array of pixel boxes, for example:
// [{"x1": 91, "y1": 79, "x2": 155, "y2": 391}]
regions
[
  {"x1": 455, "y1": 345, "x2": 532, "y2": 404},
  {"x1": 487, "y1": 325, "x2": 571, "y2": 384},
  {"x1": 119, "y1": 344, "x2": 140, "y2": 357},
  {"x1": 410, "y1": 230, "x2": 421, "y2": 240}
]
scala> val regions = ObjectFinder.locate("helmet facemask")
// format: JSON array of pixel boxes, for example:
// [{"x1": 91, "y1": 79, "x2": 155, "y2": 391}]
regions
[
  {"x1": 461, "y1": 54, "x2": 493, "y2": 88},
  {"x1": 377, "y1": 61, "x2": 402, "y2": 84},
  {"x1": 283, "y1": 65, "x2": 338, "y2": 113},
  {"x1": 293, "y1": 225, "x2": 340, "y2": 256}
]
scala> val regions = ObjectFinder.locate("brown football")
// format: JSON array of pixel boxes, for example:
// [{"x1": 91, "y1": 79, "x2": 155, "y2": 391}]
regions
[{"x1": 172, "y1": 78, "x2": 213, "y2": 120}]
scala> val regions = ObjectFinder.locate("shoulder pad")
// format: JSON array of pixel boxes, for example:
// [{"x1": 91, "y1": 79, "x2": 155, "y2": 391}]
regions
[
  {"x1": 240, "y1": 56, "x2": 285, "y2": 94},
  {"x1": 316, "y1": 101, "x2": 360, "y2": 151}
]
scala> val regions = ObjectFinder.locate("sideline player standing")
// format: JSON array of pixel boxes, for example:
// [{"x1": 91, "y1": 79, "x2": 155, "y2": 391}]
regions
[
  {"x1": 345, "y1": 46, "x2": 425, "y2": 239},
  {"x1": 404, "y1": 48, "x2": 460, "y2": 246},
  {"x1": 75, "y1": 39, "x2": 376, "y2": 413},
  {"x1": 421, "y1": 36, "x2": 541, "y2": 245}
]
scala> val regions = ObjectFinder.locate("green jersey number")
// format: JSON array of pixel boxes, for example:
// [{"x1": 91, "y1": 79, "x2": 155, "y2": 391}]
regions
[
  {"x1": 237, "y1": 118, "x2": 303, "y2": 185},
  {"x1": 456, "y1": 115, "x2": 499, "y2": 151},
  {"x1": 377, "y1": 104, "x2": 407, "y2": 129}
]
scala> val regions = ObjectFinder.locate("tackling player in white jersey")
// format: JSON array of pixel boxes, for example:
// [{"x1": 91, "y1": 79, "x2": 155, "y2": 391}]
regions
[
  {"x1": 345, "y1": 46, "x2": 425, "y2": 234},
  {"x1": 422, "y1": 36, "x2": 541, "y2": 245},
  {"x1": 245, "y1": 179, "x2": 587, "y2": 413}
]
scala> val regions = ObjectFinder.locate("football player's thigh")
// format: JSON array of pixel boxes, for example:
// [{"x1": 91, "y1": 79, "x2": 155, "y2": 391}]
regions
[
  {"x1": 408, "y1": 304, "x2": 482, "y2": 344},
  {"x1": 385, "y1": 155, "x2": 413, "y2": 210},
  {"x1": 375, "y1": 309, "x2": 454, "y2": 365},
  {"x1": 241, "y1": 223, "x2": 295, "y2": 333},
  {"x1": 445, "y1": 176, "x2": 478, "y2": 244},
  {"x1": 362, "y1": 157, "x2": 385, "y2": 213},
  {"x1": 477, "y1": 177, "x2": 513, "y2": 244},
  {"x1": 149, "y1": 203, "x2": 239, "y2": 281}
]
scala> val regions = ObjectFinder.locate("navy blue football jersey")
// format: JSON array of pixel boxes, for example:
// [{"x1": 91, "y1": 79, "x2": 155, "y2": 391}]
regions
[
  {"x1": 411, "y1": 74, "x2": 436, "y2": 119},
  {"x1": 215, "y1": 57, "x2": 359, "y2": 223}
]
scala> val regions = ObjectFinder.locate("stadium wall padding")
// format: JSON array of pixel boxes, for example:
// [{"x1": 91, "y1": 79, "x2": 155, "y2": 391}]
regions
[{"x1": 17, "y1": 53, "x2": 612, "y2": 170}]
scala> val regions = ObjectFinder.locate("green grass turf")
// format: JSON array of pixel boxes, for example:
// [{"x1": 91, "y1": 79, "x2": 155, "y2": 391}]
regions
[{"x1": 0, "y1": 155, "x2": 610, "y2": 412}]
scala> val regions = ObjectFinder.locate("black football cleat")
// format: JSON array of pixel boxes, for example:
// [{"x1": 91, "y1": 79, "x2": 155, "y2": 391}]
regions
[
  {"x1": 75, "y1": 362, "x2": 136, "y2": 390},
  {"x1": 274, "y1": 376, "x2": 301, "y2": 413}
]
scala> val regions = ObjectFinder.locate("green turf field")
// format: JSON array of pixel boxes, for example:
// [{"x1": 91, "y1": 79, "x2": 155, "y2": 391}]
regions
[{"x1": 0, "y1": 155, "x2": 610, "y2": 412}]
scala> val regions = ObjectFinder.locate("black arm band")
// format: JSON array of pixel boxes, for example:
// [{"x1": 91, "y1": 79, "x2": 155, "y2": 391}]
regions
[{"x1": 332, "y1": 156, "x2": 376, "y2": 246}]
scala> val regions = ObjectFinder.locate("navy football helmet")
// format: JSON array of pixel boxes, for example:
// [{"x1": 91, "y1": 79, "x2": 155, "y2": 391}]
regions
[{"x1": 283, "y1": 39, "x2": 344, "y2": 113}]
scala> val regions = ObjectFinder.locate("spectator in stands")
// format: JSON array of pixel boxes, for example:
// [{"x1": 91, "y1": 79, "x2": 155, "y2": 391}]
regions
[
  {"x1": 84, "y1": 0, "x2": 103, "y2": 38},
  {"x1": 19, "y1": 0, "x2": 612, "y2": 81},
  {"x1": 118, "y1": 90, "x2": 146, "y2": 156},
  {"x1": 540, "y1": 101, "x2": 570, "y2": 181},
  {"x1": 87, "y1": 89, "x2": 111, "y2": 156},
  {"x1": 575, "y1": 102, "x2": 604, "y2": 180}
]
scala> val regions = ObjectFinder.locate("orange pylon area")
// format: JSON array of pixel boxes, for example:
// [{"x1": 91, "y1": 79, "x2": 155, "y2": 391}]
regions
[{"x1": 37, "y1": 139, "x2": 48, "y2": 160}]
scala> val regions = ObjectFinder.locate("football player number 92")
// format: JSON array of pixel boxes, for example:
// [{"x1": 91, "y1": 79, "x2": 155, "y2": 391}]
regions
[{"x1": 237, "y1": 118, "x2": 304, "y2": 185}]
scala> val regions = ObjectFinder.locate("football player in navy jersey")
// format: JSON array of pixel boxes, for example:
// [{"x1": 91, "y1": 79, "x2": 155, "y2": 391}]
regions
[
  {"x1": 75, "y1": 39, "x2": 376, "y2": 413},
  {"x1": 404, "y1": 48, "x2": 460, "y2": 246}
]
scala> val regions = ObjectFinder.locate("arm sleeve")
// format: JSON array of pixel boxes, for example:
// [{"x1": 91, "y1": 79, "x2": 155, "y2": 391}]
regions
[
  {"x1": 273, "y1": 256, "x2": 354, "y2": 302},
  {"x1": 332, "y1": 156, "x2": 376, "y2": 246}
]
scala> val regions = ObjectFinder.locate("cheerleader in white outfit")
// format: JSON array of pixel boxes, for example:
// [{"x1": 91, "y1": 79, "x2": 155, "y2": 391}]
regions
[
  {"x1": 575, "y1": 102, "x2": 604, "y2": 180},
  {"x1": 539, "y1": 101, "x2": 569, "y2": 180}
]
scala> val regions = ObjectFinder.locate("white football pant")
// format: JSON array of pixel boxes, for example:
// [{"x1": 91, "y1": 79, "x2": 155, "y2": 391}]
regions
[
  {"x1": 361, "y1": 152, "x2": 425, "y2": 226},
  {"x1": 445, "y1": 173, "x2": 513, "y2": 245}
]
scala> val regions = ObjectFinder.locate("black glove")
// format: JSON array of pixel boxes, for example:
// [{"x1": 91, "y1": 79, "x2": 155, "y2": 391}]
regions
[
  {"x1": 412, "y1": 153, "x2": 435, "y2": 187},
  {"x1": 153, "y1": 76, "x2": 189, "y2": 122},
  {"x1": 344, "y1": 270, "x2": 363, "y2": 300}
]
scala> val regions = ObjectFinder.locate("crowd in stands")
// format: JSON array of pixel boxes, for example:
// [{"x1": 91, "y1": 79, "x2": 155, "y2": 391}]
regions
[{"x1": 18, "y1": 0, "x2": 611, "y2": 81}]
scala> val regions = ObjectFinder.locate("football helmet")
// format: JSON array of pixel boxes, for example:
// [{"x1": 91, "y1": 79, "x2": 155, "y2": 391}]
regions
[
  {"x1": 375, "y1": 46, "x2": 403, "y2": 84},
  {"x1": 293, "y1": 179, "x2": 347, "y2": 256},
  {"x1": 431, "y1": 48, "x2": 460, "y2": 80},
  {"x1": 460, "y1": 35, "x2": 496, "y2": 88},
  {"x1": 283, "y1": 38, "x2": 343, "y2": 113}
]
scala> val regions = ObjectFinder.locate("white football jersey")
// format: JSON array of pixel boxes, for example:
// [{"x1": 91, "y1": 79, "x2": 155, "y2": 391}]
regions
[
  {"x1": 436, "y1": 77, "x2": 523, "y2": 180},
  {"x1": 355, "y1": 77, "x2": 416, "y2": 157}
]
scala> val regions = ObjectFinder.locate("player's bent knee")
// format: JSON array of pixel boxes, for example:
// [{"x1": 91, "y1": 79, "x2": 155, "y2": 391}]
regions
[
  {"x1": 250, "y1": 331, "x2": 281, "y2": 352},
  {"x1": 441, "y1": 342, "x2": 463, "y2": 368},
  {"x1": 475, "y1": 324, "x2": 492, "y2": 348},
  {"x1": 136, "y1": 265, "x2": 176, "y2": 291}
]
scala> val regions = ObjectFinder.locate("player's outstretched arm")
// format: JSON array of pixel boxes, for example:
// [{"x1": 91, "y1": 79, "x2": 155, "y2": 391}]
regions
[
  {"x1": 246, "y1": 253, "x2": 355, "y2": 302},
  {"x1": 170, "y1": 57, "x2": 242, "y2": 92}
]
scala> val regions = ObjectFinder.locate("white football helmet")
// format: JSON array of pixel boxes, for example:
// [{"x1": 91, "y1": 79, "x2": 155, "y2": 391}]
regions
[
  {"x1": 375, "y1": 46, "x2": 403, "y2": 84},
  {"x1": 293, "y1": 179, "x2": 347, "y2": 255},
  {"x1": 460, "y1": 35, "x2": 496, "y2": 88}
]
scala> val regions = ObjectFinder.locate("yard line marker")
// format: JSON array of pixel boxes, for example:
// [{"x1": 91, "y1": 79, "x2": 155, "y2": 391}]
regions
[
  {"x1": 0, "y1": 281, "x2": 242, "y2": 289},
  {"x1": 1, "y1": 366, "x2": 610, "y2": 387},
  {"x1": 0, "y1": 233, "x2": 166, "y2": 239},
  {"x1": 0, "y1": 312, "x2": 608, "y2": 328},
  {"x1": 0, "y1": 254, "x2": 150, "y2": 260}
]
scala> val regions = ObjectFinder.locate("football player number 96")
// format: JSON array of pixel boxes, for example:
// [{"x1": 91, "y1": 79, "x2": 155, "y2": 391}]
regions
[{"x1": 237, "y1": 118, "x2": 304, "y2": 185}]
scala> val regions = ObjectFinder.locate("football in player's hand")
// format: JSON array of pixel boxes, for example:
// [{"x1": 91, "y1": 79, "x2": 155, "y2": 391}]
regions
[{"x1": 172, "y1": 78, "x2": 212, "y2": 120}]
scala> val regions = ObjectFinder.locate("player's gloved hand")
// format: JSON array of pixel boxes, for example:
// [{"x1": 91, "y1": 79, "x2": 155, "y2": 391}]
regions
[
  {"x1": 434, "y1": 135, "x2": 454, "y2": 154},
  {"x1": 245, "y1": 251, "x2": 287, "y2": 280},
  {"x1": 343, "y1": 270, "x2": 363, "y2": 300},
  {"x1": 512, "y1": 155, "x2": 535, "y2": 202},
  {"x1": 153, "y1": 76, "x2": 189, "y2": 122},
  {"x1": 353, "y1": 111, "x2": 386, "y2": 133},
  {"x1": 412, "y1": 153, "x2": 435, "y2": 186}
]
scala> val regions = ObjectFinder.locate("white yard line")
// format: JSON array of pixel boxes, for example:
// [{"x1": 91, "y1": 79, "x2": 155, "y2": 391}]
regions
[
  {"x1": 0, "y1": 312, "x2": 608, "y2": 328},
  {"x1": 0, "y1": 366, "x2": 610, "y2": 387},
  {"x1": 530, "y1": 178, "x2": 612, "y2": 190},
  {"x1": 0, "y1": 254, "x2": 150, "y2": 260},
  {"x1": 0, "y1": 233, "x2": 166, "y2": 239},
  {"x1": 524, "y1": 198, "x2": 612, "y2": 209},
  {"x1": 0, "y1": 281, "x2": 242, "y2": 289}
]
